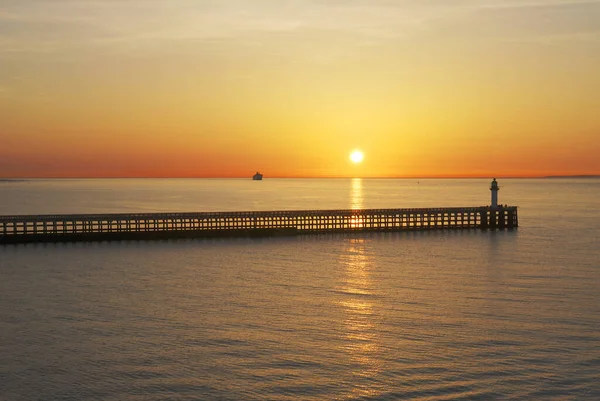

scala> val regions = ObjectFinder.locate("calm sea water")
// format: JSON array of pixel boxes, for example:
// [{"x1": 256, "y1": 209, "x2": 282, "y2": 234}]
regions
[{"x1": 1, "y1": 178, "x2": 599, "y2": 400}]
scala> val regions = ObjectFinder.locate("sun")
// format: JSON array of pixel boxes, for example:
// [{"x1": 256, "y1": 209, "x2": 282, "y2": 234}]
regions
[{"x1": 350, "y1": 150, "x2": 364, "y2": 164}]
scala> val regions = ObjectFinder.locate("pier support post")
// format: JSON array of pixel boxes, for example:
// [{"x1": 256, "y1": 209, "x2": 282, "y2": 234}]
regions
[{"x1": 479, "y1": 208, "x2": 488, "y2": 229}]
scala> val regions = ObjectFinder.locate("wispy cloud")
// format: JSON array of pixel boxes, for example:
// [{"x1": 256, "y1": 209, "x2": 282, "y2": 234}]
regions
[
  {"x1": 452, "y1": 0, "x2": 600, "y2": 41},
  {"x1": 0, "y1": 1, "x2": 445, "y2": 56},
  {"x1": 1, "y1": 0, "x2": 599, "y2": 59}
]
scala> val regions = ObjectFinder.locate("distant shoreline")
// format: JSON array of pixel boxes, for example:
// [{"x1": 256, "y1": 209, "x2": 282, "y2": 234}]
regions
[{"x1": 543, "y1": 175, "x2": 600, "y2": 179}]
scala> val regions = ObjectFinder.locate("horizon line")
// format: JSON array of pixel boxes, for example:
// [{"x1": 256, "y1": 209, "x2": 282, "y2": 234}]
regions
[{"x1": 2, "y1": 174, "x2": 599, "y2": 180}]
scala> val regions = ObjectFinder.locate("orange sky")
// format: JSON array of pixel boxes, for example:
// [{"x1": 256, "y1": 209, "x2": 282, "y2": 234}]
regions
[{"x1": 1, "y1": 1, "x2": 599, "y2": 178}]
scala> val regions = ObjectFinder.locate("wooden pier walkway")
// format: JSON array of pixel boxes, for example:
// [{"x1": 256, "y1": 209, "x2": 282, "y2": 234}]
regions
[{"x1": 0, "y1": 206, "x2": 518, "y2": 244}]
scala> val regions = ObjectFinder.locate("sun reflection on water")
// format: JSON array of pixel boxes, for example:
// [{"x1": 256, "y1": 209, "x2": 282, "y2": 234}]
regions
[
  {"x1": 338, "y1": 222, "x2": 383, "y2": 397},
  {"x1": 350, "y1": 178, "x2": 363, "y2": 210},
  {"x1": 350, "y1": 178, "x2": 364, "y2": 228}
]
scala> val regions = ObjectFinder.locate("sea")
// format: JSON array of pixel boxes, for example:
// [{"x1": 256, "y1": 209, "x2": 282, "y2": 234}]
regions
[{"x1": 1, "y1": 178, "x2": 599, "y2": 400}]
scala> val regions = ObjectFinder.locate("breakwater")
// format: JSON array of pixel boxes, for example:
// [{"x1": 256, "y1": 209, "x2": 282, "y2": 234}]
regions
[{"x1": 0, "y1": 206, "x2": 517, "y2": 244}]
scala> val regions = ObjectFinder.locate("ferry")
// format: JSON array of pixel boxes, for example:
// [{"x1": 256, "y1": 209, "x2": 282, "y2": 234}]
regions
[{"x1": 252, "y1": 172, "x2": 263, "y2": 180}]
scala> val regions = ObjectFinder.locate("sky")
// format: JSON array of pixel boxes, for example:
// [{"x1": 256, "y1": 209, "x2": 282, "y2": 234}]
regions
[{"x1": 1, "y1": 0, "x2": 599, "y2": 178}]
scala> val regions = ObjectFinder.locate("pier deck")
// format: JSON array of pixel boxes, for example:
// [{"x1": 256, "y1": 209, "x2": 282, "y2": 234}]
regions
[{"x1": 0, "y1": 206, "x2": 518, "y2": 244}]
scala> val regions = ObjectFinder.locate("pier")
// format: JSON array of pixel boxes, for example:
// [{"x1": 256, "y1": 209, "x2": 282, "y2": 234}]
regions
[
  {"x1": 0, "y1": 206, "x2": 518, "y2": 244},
  {"x1": 0, "y1": 179, "x2": 518, "y2": 244}
]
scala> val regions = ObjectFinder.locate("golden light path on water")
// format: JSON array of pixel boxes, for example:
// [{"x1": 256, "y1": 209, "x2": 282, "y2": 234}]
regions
[
  {"x1": 350, "y1": 177, "x2": 364, "y2": 228},
  {"x1": 350, "y1": 178, "x2": 363, "y2": 210},
  {"x1": 340, "y1": 178, "x2": 383, "y2": 398}
]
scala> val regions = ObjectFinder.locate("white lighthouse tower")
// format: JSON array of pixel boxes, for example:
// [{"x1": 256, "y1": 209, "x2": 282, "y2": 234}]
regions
[{"x1": 490, "y1": 178, "x2": 499, "y2": 208}]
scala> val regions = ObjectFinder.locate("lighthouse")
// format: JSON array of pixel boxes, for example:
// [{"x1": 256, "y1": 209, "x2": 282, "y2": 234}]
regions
[{"x1": 490, "y1": 178, "x2": 499, "y2": 208}]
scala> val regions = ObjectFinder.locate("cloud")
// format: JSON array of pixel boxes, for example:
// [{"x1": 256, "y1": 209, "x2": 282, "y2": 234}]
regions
[
  {"x1": 396, "y1": 0, "x2": 600, "y2": 47},
  {"x1": 0, "y1": 0, "x2": 598, "y2": 60},
  {"x1": 0, "y1": 1, "x2": 439, "y2": 55}
]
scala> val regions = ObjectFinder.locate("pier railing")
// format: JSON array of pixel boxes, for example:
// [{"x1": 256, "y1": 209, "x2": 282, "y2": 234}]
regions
[{"x1": 0, "y1": 206, "x2": 518, "y2": 244}]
